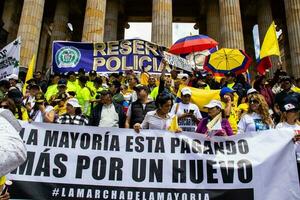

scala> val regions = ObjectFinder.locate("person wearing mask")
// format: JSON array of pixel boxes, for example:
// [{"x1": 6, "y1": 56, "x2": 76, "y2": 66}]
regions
[
  {"x1": 133, "y1": 94, "x2": 177, "y2": 132},
  {"x1": 196, "y1": 100, "x2": 233, "y2": 136},
  {"x1": 0, "y1": 109, "x2": 26, "y2": 199},
  {"x1": 220, "y1": 87, "x2": 238, "y2": 134},
  {"x1": 29, "y1": 92, "x2": 55, "y2": 123},
  {"x1": 238, "y1": 94, "x2": 274, "y2": 134},
  {"x1": 125, "y1": 84, "x2": 156, "y2": 128},
  {"x1": 56, "y1": 98, "x2": 88, "y2": 125},
  {"x1": 170, "y1": 87, "x2": 202, "y2": 132},
  {"x1": 89, "y1": 90, "x2": 126, "y2": 128}
]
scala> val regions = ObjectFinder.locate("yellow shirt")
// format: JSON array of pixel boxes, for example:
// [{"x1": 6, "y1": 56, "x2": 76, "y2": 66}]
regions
[
  {"x1": 227, "y1": 82, "x2": 235, "y2": 89},
  {"x1": 45, "y1": 84, "x2": 58, "y2": 102},
  {"x1": 76, "y1": 87, "x2": 92, "y2": 116},
  {"x1": 0, "y1": 176, "x2": 5, "y2": 185},
  {"x1": 54, "y1": 104, "x2": 67, "y2": 116},
  {"x1": 237, "y1": 103, "x2": 249, "y2": 120},
  {"x1": 67, "y1": 81, "x2": 79, "y2": 94}
]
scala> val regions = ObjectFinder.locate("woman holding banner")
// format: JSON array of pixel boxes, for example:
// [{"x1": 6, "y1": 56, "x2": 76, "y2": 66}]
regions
[{"x1": 196, "y1": 100, "x2": 233, "y2": 136}]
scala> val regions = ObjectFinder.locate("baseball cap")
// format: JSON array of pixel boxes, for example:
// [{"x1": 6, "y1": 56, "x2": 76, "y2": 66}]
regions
[
  {"x1": 280, "y1": 76, "x2": 292, "y2": 83},
  {"x1": 204, "y1": 100, "x2": 223, "y2": 109},
  {"x1": 134, "y1": 84, "x2": 148, "y2": 92},
  {"x1": 89, "y1": 70, "x2": 97, "y2": 76},
  {"x1": 224, "y1": 71, "x2": 236, "y2": 77},
  {"x1": 35, "y1": 92, "x2": 45, "y2": 103},
  {"x1": 283, "y1": 102, "x2": 299, "y2": 112},
  {"x1": 7, "y1": 74, "x2": 18, "y2": 81},
  {"x1": 247, "y1": 88, "x2": 258, "y2": 96},
  {"x1": 58, "y1": 79, "x2": 67, "y2": 86},
  {"x1": 67, "y1": 98, "x2": 81, "y2": 108},
  {"x1": 220, "y1": 87, "x2": 235, "y2": 97},
  {"x1": 181, "y1": 87, "x2": 192, "y2": 96}
]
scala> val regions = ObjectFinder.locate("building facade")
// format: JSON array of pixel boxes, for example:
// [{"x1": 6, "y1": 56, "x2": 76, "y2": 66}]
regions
[{"x1": 0, "y1": 0, "x2": 299, "y2": 77}]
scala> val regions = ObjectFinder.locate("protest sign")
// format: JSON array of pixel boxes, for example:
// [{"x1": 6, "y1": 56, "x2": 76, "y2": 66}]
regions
[
  {"x1": 52, "y1": 39, "x2": 168, "y2": 74},
  {"x1": 8, "y1": 122, "x2": 300, "y2": 200},
  {"x1": 0, "y1": 37, "x2": 20, "y2": 80},
  {"x1": 163, "y1": 52, "x2": 194, "y2": 72}
]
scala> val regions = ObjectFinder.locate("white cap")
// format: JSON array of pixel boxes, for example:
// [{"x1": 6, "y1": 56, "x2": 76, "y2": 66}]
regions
[
  {"x1": 7, "y1": 74, "x2": 18, "y2": 80},
  {"x1": 247, "y1": 88, "x2": 258, "y2": 95},
  {"x1": 181, "y1": 87, "x2": 192, "y2": 96},
  {"x1": 204, "y1": 100, "x2": 222, "y2": 109},
  {"x1": 181, "y1": 74, "x2": 189, "y2": 79},
  {"x1": 67, "y1": 98, "x2": 81, "y2": 108}
]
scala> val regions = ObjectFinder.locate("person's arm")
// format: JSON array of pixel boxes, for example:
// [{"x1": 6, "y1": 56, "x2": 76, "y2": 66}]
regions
[
  {"x1": 158, "y1": 59, "x2": 167, "y2": 95},
  {"x1": 125, "y1": 104, "x2": 132, "y2": 128},
  {"x1": 0, "y1": 109, "x2": 27, "y2": 177},
  {"x1": 223, "y1": 95, "x2": 232, "y2": 117}
]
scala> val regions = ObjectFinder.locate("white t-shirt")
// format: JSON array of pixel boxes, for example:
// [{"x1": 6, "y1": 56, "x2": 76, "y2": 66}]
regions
[
  {"x1": 141, "y1": 110, "x2": 172, "y2": 130},
  {"x1": 31, "y1": 105, "x2": 54, "y2": 123},
  {"x1": 170, "y1": 102, "x2": 202, "y2": 132},
  {"x1": 237, "y1": 113, "x2": 271, "y2": 134},
  {"x1": 99, "y1": 104, "x2": 119, "y2": 127},
  {"x1": 276, "y1": 122, "x2": 300, "y2": 129},
  {"x1": 276, "y1": 122, "x2": 300, "y2": 160}
]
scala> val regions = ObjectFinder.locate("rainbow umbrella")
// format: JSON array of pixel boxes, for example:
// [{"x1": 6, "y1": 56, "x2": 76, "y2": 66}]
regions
[
  {"x1": 169, "y1": 34, "x2": 218, "y2": 55},
  {"x1": 204, "y1": 48, "x2": 252, "y2": 76}
]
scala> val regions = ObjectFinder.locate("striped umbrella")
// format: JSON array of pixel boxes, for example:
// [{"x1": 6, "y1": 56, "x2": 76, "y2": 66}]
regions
[
  {"x1": 204, "y1": 48, "x2": 252, "y2": 76},
  {"x1": 169, "y1": 34, "x2": 218, "y2": 55}
]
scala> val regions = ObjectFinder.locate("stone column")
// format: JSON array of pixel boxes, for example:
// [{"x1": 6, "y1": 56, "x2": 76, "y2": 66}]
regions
[
  {"x1": 257, "y1": 0, "x2": 278, "y2": 75},
  {"x1": 82, "y1": 0, "x2": 106, "y2": 42},
  {"x1": 219, "y1": 0, "x2": 244, "y2": 49},
  {"x1": 46, "y1": 0, "x2": 69, "y2": 66},
  {"x1": 17, "y1": 0, "x2": 45, "y2": 68},
  {"x1": 151, "y1": 0, "x2": 172, "y2": 47},
  {"x1": 36, "y1": 23, "x2": 50, "y2": 72},
  {"x1": 104, "y1": 0, "x2": 118, "y2": 41},
  {"x1": 207, "y1": 0, "x2": 220, "y2": 43},
  {"x1": 2, "y1": 0, "x2": 17, "y2": 40},
  {"x1": 284, "y1": 0, "x2": 300, "y2": 77}
]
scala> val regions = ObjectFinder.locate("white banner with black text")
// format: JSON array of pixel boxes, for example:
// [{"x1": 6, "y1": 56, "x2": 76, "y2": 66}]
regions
[{"x1": 8, "y1": 122, "x2": 300, "y2": 200}]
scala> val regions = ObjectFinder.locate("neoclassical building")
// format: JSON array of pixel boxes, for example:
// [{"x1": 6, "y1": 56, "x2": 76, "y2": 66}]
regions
[{"x1": 0, "y1": 0, "x2": 299, "y2": 77}]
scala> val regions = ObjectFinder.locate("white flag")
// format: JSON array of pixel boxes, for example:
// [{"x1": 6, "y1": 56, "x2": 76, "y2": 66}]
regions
[{"x1": 0, "y1": 37, "x2": 21, "y2": 80}]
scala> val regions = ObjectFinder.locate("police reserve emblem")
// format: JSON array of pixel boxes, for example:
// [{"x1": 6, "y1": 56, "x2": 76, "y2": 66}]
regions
[{"x1": 55, "y1": 46, "x2": 81, "y2": 68}]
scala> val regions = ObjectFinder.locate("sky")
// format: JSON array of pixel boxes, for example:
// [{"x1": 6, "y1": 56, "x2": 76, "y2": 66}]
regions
[
  {"x1": 125, "y1": 22, "x2": 282, "y2": 59},
  {"x1": 124, "y1": 22, "x2": 199, "y2": 43}
]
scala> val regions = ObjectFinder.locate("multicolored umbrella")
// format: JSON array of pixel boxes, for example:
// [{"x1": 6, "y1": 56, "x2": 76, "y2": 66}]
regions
[
  {"x1": 169, "y1": 34, "x2": 218, "y2": 55},
  {"x1": 204, "y1": 48, "x2": 252, "y2": 76}
]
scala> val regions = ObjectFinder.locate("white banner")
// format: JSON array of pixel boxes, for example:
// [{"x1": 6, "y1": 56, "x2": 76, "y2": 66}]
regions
[
  {"x1": 8, "y1": 122, "x2": 300, "y2": 200},
  {"x1": 0, "y1": 37, "x2": 20, "y2": 80},
  {"x1": 163, "y1": 51, "x2": 194, "y2": 72}
]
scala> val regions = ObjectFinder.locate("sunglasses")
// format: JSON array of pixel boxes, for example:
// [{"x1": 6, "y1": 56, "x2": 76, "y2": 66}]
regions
[{"x1": 249, "y1": 100, "x2": 259, "y2": 104}]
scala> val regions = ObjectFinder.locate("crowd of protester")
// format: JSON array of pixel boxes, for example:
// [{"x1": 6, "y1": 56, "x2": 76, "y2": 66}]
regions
[{"x1": 0, "y1": 60, "x2": 300, "y2": 198}]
